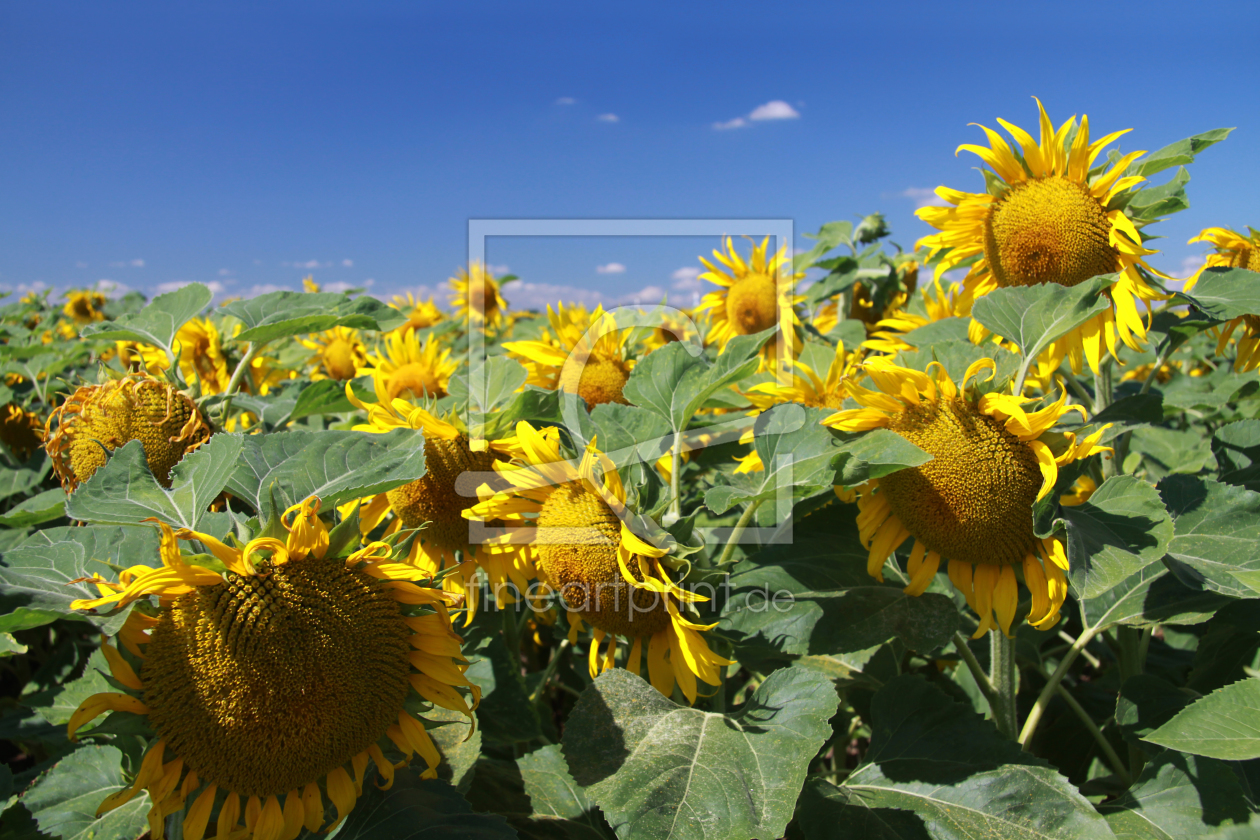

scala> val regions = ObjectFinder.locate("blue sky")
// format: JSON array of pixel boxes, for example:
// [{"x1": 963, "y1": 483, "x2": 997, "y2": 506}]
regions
[{"x1": 2, "y1": 0, "x2": 1256, "y2": 309}]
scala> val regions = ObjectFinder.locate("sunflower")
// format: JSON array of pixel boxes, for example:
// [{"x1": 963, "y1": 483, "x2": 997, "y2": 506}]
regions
[
  {"x1": 358, "y1": 330, "x2": 457, "y2": 401},
  {"x1": 466, "y1": 423, "x2": 730, "y2": 703},
  {"x1": 503, "y1": 303, "x2": 635, "y2": 408},
  {"x1": 449, "y1": 262, "x2": 509, "y2": 331},
  {"x1": 120, "y1": 318, "x2": 232, "y2": 395},
  {"x1": 45, "y1": 373, "x2": 212, "y2": 490},
  {"x1": 917, "y1": 99, "x2": 1166, "y2": 375},
  {"x1": 302, "y1": 275, "x2": 320, "y2": 293},
  {"x1": 1185, "y1": 226, "x2": 1260, "y2": 372},
  {"x1": 390, "y1": 293, "x2": 445, "y2": 332},
  {"x1": 65, "y1": 498, "x2": 477, "y2": 840},
  {"x1": 695, "y1": 237, "x2": 805, "y2": 368},
  {"x1": 0, "y1": 403, "x2": 43, "y2": 460},
  {"x1": 823, "y1": 357, "x2": 1110, "y2": 636},
  {"x1": 63, "y1": 290, "x2": 107, "y2": 325},
  {"x1": 346, "y1": 380, "x2": 531, "y2": 620},
  {"x1": 298, "y1": 326, "x2": 368, "y2": 382}
]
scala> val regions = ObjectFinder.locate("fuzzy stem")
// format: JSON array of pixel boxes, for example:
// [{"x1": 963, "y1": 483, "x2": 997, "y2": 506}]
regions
[
  {"x1": 990, "y1": 629, "x2": 1019, "y2": 739},
  {"x1": 527, "y1": 639, "x2": 572, "y2": 703},
  {"x1": 717, "y1": 500, "x2": 761, "y2": 568},
  {"x1": 1019, "y1": 621, "x2": 1104, "y2": 749},
  {"x1": 953, "y1": 631, "x2": 1001, "y2": 716},
  {"x1": 218, "y1": 342, "x2": 261, "y2": 426},
  {"x1": 667, "y1": 435, "x2": 683, "y2": 522}
]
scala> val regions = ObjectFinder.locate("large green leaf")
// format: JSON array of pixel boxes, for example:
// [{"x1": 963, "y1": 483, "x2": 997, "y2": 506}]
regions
[
  {"x1": 463, "y1": 619, "x2": 543, "y2": 747},
  {"x1": 64, "y1": 434, "x2": 243, "y2": 531},
  {"x1": 720, "y1": 536, "x2": 959, "y2": 669},
  {"x1": 971, "y1": 274, "x2": 1119, "y2": 367},
  {"x1": 1129, "y1": 128, "x2": 1233, "y2": 178},
  {"x1": 222, "y1": 290, "x2": 406, "y2": 344},
  {"x1": 1215, "y1": 421, "x2": 1260, "y2": 492},
  {"x1": 466, "y1": 747, "x2": 614, "y2": 840},
  {"x1": 78, "y1": 282, "x2": 212, "y2": 358},
  {"x1": 1100, "y1": 751, "x2": 1253, "y2": 840},
  {"x1": 1161, "y1": 476, "x2": 1260, "y2": 599},
  {"x1": 450, "y1": 355, "x2": 529, "y2": 417},
  {"x1": 1180, "y1": 268, "x2": 1260, "y2": 322},
  {"x1": 23, "y1": 648, "x2": 112, "y2": 726},
  {"x1": 586, "y1": 403, "x2": 673, "y2": 469},
  {"x1": 794, "y1": 778, "x2": 933, "y2": 840},
  {"x1": 324, "y1": 771, "x2": 516, "y2": 840},
  {"x1": 833, "y1": 676, "x2": 1117, "y2": 840},
  {"x1": 227, "y1": 428, "x2": 427, "y2": 521},
  {"x1": 0, "y1": 487, "x2": 66, "y2": 528},
  {"x1": 1115, "y1": 675, "x2": 1197, "y2": 757},
  {"x1": 833, "y1": 428, "x2": 932, "y2": 486},
  {"x1": 1060, "y1": 475, "x2": 1174, "y2": 599},
  {"x1": 0, "y1": 452, "x2": 50, "y2": 503},
  {"x1": 1146, "y1": 679, "x2": 1260, "y2": 760},
  {"x1": 3, "y1": 745, "x2": 150, "y2": 840},
  {"x1": 1080, "y1": 560, "x2": 1233, "y2": 630},
  {"x1": 0, "y1": 525, "x2": 161, "y2": 634},
  {"x1": 1128, "y1": 426, "x2": 1217, "y2": 479},
  {"x1": 561, "y1": 666, "x2": 836, "y2": 840}
]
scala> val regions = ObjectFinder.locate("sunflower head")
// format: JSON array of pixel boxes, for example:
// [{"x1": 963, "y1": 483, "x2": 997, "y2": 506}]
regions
[
  {"x1": 504, "y1": 304, "x2": 635, "y2": 408},
  {"x1": 825, "y1": 357, "x2": 1110, "y2": 635},
  {"x1": 361, "y1": 330, "x2": 456, "y2": 401},
  {"x1": 0, "y1": 403, "x2": 43, "y2": 460},
  {"x1": 696, "y1": 238, "x2": 805, "y2": 367},
  {"x1": 300, "y1": 326, "x2": 367, "y2": 382},
  {"x1": 45, "y1": 373, "x2": 212, "y2": 490},
  {"x1": 66, "y1": 498, "x2": 478, "y2": 840},
  {"x1": 450, "y1": 262, "x2": 508, "y2": 329},
  {"x1": 1184, "y1": 226, "x2": 1260, "y2": 373},
  {"x1": 390, "y1": 293, "x2": 445, "y2": 331},
  {"x1": 63, "y1": 290, "x2": 107, "y2": 324}
]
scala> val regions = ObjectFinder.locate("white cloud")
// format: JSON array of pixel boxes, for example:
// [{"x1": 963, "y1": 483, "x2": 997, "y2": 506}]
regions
[
  {"x1": 321, "y1": 280, "x2": 358, "y2": 293},
  {"x1": 218, "y1": 268, "x2": 234, "y2": 277},
  {"x1": 341, "y1": 259, "x2": 354, "y2": 267},
  {"x1": 713, "y1": 117, "x2": 747, "y2": 131},
  {"x1": 749, "y1": 100, "x2": 800, "y2": 121},
  {"x1": 555, "y1": 97, "x2": 577, "y2": 105},
  {"x1": 501, "y1": 281, "x2": 607, "y2": 311},
  {"x1": 363, "y1": 278, "x2": 376, "y2": 287},
  {"x1": 1172, "y1": 255, "x2": 1206, "y2": 279},
  {"x1": 132, "y1": 258, "x2": 145, "y2": 268},
  {"x1": 108, "y1": 258, "x2": 145, "y2": 268},
  {"x1": 245, "y1": 283, "x2": 292, "y2": 298},
  {"x1": 902, "y1": 187, "x2": 948, "y2": 209},
  {"x1": 282, "y1": 259, "x2": 326, "y2": 269},
  {"x1": 671, "y1": 266, "x2": 702, "y2": 291},
  {"x1": 616, "y1": 285, "x2": 666, "y2": 305},
  {"x1": 75, "y1": 261, "x2": 88, "y2": 269},
  {"x1": 0, "y1": 280, "x2": 49, "y2": 296},
  {"x1": 596, "y1": 113, "x2": 619, "y2": 123},
  {"x1": 487, "y1": 264, "x2": 510, "y2": 276},
  {"x1": 155, "y1": 280, "x2": 226, "y2": 296},
  {"x1": 596, "y1": 263, "x2": 626, "y2": 274},
  {"x1": 93, "y1": 279, "x2": 133, "y2": 298}
]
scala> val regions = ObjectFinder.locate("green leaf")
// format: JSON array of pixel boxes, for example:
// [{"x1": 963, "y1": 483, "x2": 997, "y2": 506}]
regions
[
  {"x1": 1080, "y1": 560, "x2": 1232, "y2": 630},
  {"x1": 78, "y1": 282, "x2": 212, "y2": 357},
  {"x1": 64, "y1": 433, "x2": 244, "y2": 531},
  {"x1": 0, "y1": 452, "x2": 50, "y2": 503},
  {"x1": 1146, "y1": 679, "x2": 1260, "y2": 760},
  {"x1": 221, "y1": 291, "x2": 406, "y2": 344},
  {"x1": 562, "y1": 666, "x2": 837, "y2": 840},
  {"x1": 703, "y1": 406, "x2": 844, "y2": 513},
  {"x1": 794, "y1": 778, "x2": 933, "y2": 840},
  {"x1": 1100, "y1": 751, "x2": 1253, "y2": 840},
  {"x1": 1180, "y1": 268, "x2": 1260, "y2": 321},
  {"x1": 721, "y1": 536, "x2": 959, "y2": 669},
  {"x1": 1161, "y1": 476, "x2": 1260, "y2": 599},
  {"x1": 1088, "y1": 394, "x2": 1166, "y2": 442},
  {"x1": 1060, "y1": 475, "x2": 1174, "y2": 599},
  {"x1": 794, "y1": 221, "x2": 854, "y2": 271},
  {"x1": 1130, "y1": 127, "x2": 1233, "y2": 178},
  {"x1": 227, "y1": 428, "x2": 427, "y2": 521},
  {"x1": 5, "y1": 745, "x2": 150, "y2": 840},
  {"x1": 1129, "y1": 426, "x2": 1217, "y2": 479},
  {"x1": 1125, "y1": 166, "x2": 1191, "y2": 223},
  {"x1": 324, "y1": 771, "x2": 516, "y2": 840},
  {"x1": 289, "y1": 378, "x2": 357, "y2": 422},
  {"x1": 0, "y1": 525, "x2": 161, "y2": 634},
  {"x1": 833, "y1": 675, "x2": 1116, "y2": 840},
  {"x1": 451, "y1": 355, "x2": 529, "y2": 416},
  {"x1": 1187, "y1": 601, "x2": 1260, "y2": 695},
  {"x1": 586, "y1": 403, "x2": 673, "y2": 468},
  {"x1": 23, "y1": 648, "x2": 113, "y2": 726},
  {"x1": 898, "y1": 316, "x2": 971, "y2": 347},
  {"x1": 1115, "y1": 675, "x2": 1196, "y2": 755},
  {"x1": 1215, "y1": 421, "x2": 1260, "y2": 492},
  {"x1": 424, "y1": 706, "x2": 481, "y2": 793},
  {"x1": 833, "y1": 428, "x2": 932, "y2": 486},
  {"x1": 514, "y1": 745, "x2": 613, "y2": 840},
  {"x1": 463, "y1": 621, "x2": 543, "y2": 746},
  {"x1": 971, "y1": 273, "x2": 1118, "y2": 363},
  {"x1": 0, "y1": 487, "x2": 66, "y2": 528}
]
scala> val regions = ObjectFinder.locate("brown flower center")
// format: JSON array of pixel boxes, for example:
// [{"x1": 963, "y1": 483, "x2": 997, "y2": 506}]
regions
[{"x1": 725, "y1": 272, "x2": 779, "y2": 335}]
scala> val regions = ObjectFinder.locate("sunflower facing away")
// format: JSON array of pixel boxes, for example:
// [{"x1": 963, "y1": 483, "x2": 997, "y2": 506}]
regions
[
  {"x1": 359, "y1": 329, "x2": 457, "y2": 401},
  {"x1": 44, "y1": 373, "x2": 212, "y2": 490},
  {"x1": 1185, "y1": 226, "x2": 1260, "y2": 372},
  {"x1": 298, "y1": 326, "x2": 368, "y2": 382},
  {"x1": 503, "y1": 303, "x2": 635, "y2": 408},
  {"x1": 695, "y1": 237, "x2": 805, "y2": 368},
  {"x1": 120, "y1": 317, "x2": 232, "y2": 395},
  {"x1": 917, "y1": 99, "x2": 1166, "y2": 375},
  {"x1": 466, "y1": 422, "x2": 731, "y2": 703},
  {"x1": 449, "y1": 262, "x2": 509, "y2": 331},
  {"x1": 0, "y1": 402, "x2": 44, "y2": 461},
  {"x1": 823, "y1": 357, "x2": 1110, "y2": 636},
  {"x1": 346, "y1": 379, "x2": 531, "y2": 620},
  {"x1": 66, "y1": 498, "x2": 477, "y2": 840}
]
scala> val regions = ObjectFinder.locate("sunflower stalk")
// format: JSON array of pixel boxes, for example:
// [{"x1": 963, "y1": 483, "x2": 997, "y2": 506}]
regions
[
  {"x1": 717, "y1": 499, "x2": 762, "y2": 568},
  {"x1": 1031, "y1": 663, "x2": 1131, "y2": 786},
  {"x1": 218, "y1": 340, "x2": 263, "y2": 426},
  {"x1": 989, "y1": 628, "x2": 1019, "y2": 739},
  {"x1": 952, "y1": 631, "x2": 1001, "y2": 716},
  {"x1": 667, "y1": 436, "x2": 683, "y2": 523},
  {"x1": 527, "y1": 638, "x2": 571, "y2": 703},
  {"x1": 1019, "y1": 610, "x2": 1105, "y2": 749}
]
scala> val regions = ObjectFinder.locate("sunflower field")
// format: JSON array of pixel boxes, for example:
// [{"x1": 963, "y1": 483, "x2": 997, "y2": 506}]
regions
[{"x1": 2, "y1": 103, "x2": 1260, "y2": 840}]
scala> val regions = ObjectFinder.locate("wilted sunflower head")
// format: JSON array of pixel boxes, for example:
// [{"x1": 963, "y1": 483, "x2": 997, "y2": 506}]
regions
[
  {"x1": 450, "y1": 261, "x2": 509, "y2": 329},
  {"x1": 0, "y1": 403, "x2": 43, "y2": 461},
  {"x1": 67, "y1": 498, "x2": 478, "y2": 840},
  {"x1": 825, "y1": 357, "x2": 1111, "y2": 636},
  {"x1": 62, "y1": 290, "x2": 107, "y2": 324},
  {"x1": 45, "y1": 373, "x2": 212, "y2": 490},
  {"x1": 916, "y1": 98, "x2": 1166, "y2": 374},
  {"x1": 466, "y1": 422, "x2": 731, "y2": 703},
  {"x1": 299, "y1": 326, "x2": 367, "y2": 382},
  {"x1": 504, "y1": 304, "x2": 635, "y2": 408},
  {"x1": 695, "y1": 237, "x2": 806, "y2": 368}
]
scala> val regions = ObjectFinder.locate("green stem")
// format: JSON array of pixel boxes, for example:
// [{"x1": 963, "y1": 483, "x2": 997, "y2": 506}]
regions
[
  {"x1": 1034, "y1": 665, "x2": 1131, "y2": 785},
  {"x1": 218, "y1": 342, "x2": 262, "y2": 426},
  {"x1": 1019, "y1": 621, "x2": 1104, "y2": 749},
  {"x1": 527, "y1": 639, "x2": 571, "y2": 703},
  {"x1": 667, "y1": 434, "x2": 683, "y2": 522},
  {"x1": 990, "y1": 629, "x2": 1019, "y2": 739},
  {"x1": 953, "y1": 631, "x2": 1001, "y2": 716},
  {"x1": 501, "y1": 604, "x2": 521, "y2": 668},
  {"x1": 1095, "y1": 363, "x2": 1117, "y2": 479},
  {"x1": 717, "y1": 500, "x2": 761, "y2": 568},
  {"x1": 1060, "y1": 370, "x2": 1096, "y2": 414}
]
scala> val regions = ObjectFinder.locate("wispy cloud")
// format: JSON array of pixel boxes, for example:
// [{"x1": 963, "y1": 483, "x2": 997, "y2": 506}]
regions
[
  {"x1": 74, "y1": 261, "x2": 88, "y2": 269},
  {"x1": 156, "y1": 280, "x2": 225, "y2": 296},
  {"x1": 108, "y1": 258, "x2": 145, "y2": 268},
  {"x1": 596, "y1": 113, "x2": 620, "y2": 123},
  {"x1": 245, "y1": 283, "x2": 292, "y2": 298},
  {"x1": 341, "y1": 258, "x2": 354, "y2": 267},
  {"x1": 555, "y1": 97, "x2": 576, "y2": 105},
  {"x1": 671, "y1": 266, "x2": 702, "y2": 291},
  {"x1": 714, "y1": 100, "x2": 801, "y2": 130},
  {"x1": 1172, "y1": 255, "x2": 1206, "y2": 280},
  {"x1": 487, "y1": 264, "x2": 511, "y2": 276},
  {"x1": 901, "y1": 187, "x2": 947, "y2": 209},
  {"x1": 283, "y1": 259, "x2": 327, "y2": 269},
  {"x1": 616, "y1": 285, "x2": 666, "y2": 305},
  {"x1": 596, "y1": 263, "x2": 626, "y2": 274},
  {"x1": 502, "y1": 282, "x2": 607, "y2": 311},
  {"x1": 218, "y1": 268, "x2": 234, "y2": 277}
]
